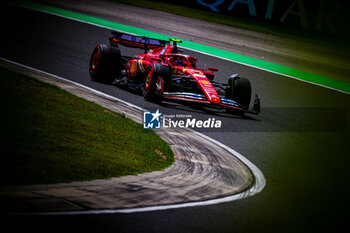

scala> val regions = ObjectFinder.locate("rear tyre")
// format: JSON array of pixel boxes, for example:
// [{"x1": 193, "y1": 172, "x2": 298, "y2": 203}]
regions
[
  {"x1": 143, "y1": 63, "x2": 170, "y2": 102},
  {"x1": 89, "y1": 44, "x2": 121, "y2": 83},
  {"x1": 225, "y1": 76, "x2": 252, "y2": 115}
]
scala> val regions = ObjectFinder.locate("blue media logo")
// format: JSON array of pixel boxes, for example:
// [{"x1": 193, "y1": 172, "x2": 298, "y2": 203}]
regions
[{"x1": 143, "y1": 110, "x2": 162, "y2": 129}]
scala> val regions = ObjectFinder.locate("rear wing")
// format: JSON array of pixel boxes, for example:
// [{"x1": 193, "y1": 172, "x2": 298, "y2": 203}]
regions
[{"x1": 109, "y1": 31, "x2": 169, "y2": 52}]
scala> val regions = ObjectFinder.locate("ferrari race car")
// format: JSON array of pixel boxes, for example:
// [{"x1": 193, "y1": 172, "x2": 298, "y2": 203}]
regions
[{"x1": 89, "y1": 31, "x2": 260, "y2": 116}]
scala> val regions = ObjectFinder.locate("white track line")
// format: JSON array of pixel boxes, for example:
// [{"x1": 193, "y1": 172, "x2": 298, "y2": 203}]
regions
[{"x1": 0, "y1": 57, "x2": 265, "y2": 215}]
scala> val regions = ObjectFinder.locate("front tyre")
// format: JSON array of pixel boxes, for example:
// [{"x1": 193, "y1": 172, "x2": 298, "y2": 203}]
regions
[
  {"x1": 89, "y1": 44, "x2": 121, "y2": 83},
  {"x1": 225, "y1": 76, "x2": 252, "y2": 115},
  {"x1": 143, "y1": 63, "x2": 170, "y2": 102}
]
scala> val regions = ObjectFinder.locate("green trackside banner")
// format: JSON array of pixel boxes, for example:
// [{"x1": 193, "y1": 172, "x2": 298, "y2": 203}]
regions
[{"x1": 14, "y1": 0, "x2": 350, "y2": 94}]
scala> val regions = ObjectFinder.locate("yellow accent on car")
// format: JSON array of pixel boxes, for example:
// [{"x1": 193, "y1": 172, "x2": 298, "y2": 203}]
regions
[
  {"x1": 138, "y1": 60, "x2": 146, "y2": 72},
  {"x1": 169, "y1": 38, "x2": 182, "y2": 43}
]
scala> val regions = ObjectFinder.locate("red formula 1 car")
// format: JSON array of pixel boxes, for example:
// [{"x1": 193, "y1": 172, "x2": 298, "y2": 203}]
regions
[{"x1": 89, "y1": 31, "x2": 260, "y2": 115}]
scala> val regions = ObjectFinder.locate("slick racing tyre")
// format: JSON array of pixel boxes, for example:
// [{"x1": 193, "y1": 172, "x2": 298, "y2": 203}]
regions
[
  {"x1": 89, "y1": 44, "x2": 121, "y2": 83},
  {"x1": 225, "y1": 76, "x2": 252, "y2": 115},
  {"x1": 143, "y1": 63, "x2": 170, "y2": 102}
]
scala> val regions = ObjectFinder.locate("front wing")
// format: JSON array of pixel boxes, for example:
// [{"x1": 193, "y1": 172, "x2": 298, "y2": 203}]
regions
[{"x1": 162, "y1": 92, "x2": 260, "y2": 114}]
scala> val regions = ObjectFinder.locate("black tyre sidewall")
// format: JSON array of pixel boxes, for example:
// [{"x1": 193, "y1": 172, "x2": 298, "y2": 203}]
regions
[
  {"x1": 225, "y1": 76, "x2": 252, "y2": 116},
  {"x1": 89, "y1": 44, "x2": 121, "y2": 83},
  {"x1": 143, "y1": 63, "x2": 170, "y2": 101}
]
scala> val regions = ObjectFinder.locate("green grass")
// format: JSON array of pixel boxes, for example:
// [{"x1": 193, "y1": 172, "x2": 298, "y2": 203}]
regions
[{"x1": 0, "y1": 67, "x2": 174, "y2": 185}]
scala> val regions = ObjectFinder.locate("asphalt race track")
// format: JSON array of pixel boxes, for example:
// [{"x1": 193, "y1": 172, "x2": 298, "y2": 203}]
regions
[{"x1": 0, "y1": 3, "x2": 349, "y2": 233}]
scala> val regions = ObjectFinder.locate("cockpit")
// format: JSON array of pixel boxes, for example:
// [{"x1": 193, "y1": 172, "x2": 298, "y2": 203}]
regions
[{"x1": 162, "y1": 54, "x2": 197, "y2": 68}]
